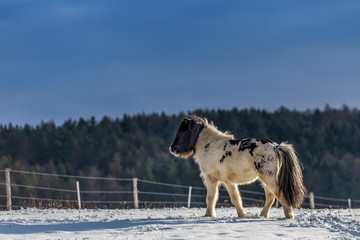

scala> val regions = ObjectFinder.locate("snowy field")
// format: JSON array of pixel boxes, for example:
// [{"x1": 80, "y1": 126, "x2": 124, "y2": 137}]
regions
[{"x1": 0, "y1": 207, "x2": 359, "y2": 239}]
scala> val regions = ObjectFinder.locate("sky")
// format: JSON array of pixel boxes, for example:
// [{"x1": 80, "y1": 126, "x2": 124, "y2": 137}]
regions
[{"x1": 1, "y1": 0, "x2": 360, "y2": 126}]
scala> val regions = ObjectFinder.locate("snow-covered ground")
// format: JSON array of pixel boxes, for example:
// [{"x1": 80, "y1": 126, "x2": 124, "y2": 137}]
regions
[{"x1": 0, "y1": 207, "x2": 359, "y2": 239}]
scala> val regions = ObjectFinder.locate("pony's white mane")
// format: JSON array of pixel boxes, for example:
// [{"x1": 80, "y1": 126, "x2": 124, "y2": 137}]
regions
[
  {"x1": 206, "y1": 121, "x2": 235, "y2": 139},
  {"x1": 190, "y1": 115, "x2": 235, "y2": 139}
]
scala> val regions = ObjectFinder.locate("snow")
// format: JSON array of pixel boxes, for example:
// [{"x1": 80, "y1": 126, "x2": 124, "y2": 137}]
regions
[{"x1": 0, "y1": 207, "x2": 359, "y2": 239}]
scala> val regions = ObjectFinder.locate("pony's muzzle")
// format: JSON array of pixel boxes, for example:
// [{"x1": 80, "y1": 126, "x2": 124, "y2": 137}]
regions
[{"x1": 169, "y1": 145, "x2": 179, "y2": 156}]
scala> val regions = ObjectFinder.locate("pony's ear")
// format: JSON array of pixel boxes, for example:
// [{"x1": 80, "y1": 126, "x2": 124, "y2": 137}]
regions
[{"x1": 183, "y1": 117, "x2": 191, "y2": 124}]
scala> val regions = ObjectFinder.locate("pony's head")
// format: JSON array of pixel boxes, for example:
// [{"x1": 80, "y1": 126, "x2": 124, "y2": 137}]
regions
[{"x1": 169, "y1": 115, "x2": 205, "y2": 159}]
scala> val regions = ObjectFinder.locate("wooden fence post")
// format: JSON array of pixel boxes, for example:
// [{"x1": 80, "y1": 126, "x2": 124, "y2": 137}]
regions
[
  {"x1": 5, "y1": 168, "x2": 12, "y2": 211},
  {"x1": 348, "y1": 198, "x2": 351, "y2": 209},
  {"x1": 133, "y1": 178, "x2": 139, "y2": 209},
  {"x1": 187, "y1": 186, "x2": 192, "y2": 208},
  {"x1": 76, "y1": 181, "x2": 81, "y2": 209},
  {"x1": 309, "y1": 192, "x2": 315, "y2": 209}
]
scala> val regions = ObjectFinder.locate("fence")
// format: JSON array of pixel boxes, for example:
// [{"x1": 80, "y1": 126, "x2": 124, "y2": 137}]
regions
[{"x1": 1, "y1": 168, "x2": 359, "y2": 211}]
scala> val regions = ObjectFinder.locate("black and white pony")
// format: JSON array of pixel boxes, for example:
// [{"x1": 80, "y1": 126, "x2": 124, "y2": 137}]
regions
[{"x1": 169, "y1": 115, "x2": 307, "y2": 219}]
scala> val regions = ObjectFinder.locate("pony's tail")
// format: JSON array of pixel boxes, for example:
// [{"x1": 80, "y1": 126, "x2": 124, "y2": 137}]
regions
[{"x1": 276, "y1": 142, "x2": 307, "y2": 208}]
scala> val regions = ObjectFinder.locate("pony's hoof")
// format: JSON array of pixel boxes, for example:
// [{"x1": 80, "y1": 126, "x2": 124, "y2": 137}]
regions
[
  {"x1": 284, "y1": 212, "x2": 294, "y2": 219},
  {"x1": 237, "y1": 212, "x2": 246, "y2": 218},
  {"x1": 204, "y1": 212, "x2": 215, "y2": 217},
  {"x1": 260, "y1": 210, "x2": 269, "y2": 218}
]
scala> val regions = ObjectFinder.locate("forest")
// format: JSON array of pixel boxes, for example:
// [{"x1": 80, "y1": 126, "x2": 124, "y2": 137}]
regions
[{"x1": 0, "y1": 105, "x2": 360, "y2": 207}]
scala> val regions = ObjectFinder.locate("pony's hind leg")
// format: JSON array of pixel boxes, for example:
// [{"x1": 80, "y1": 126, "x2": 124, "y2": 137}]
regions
[
  {"x1": 204, "y1": 178, "x2": 219, "y2": 217},
  {"x1": 282, "y1": 204, "x2": 294, "y2": 219},
  {"x1": 224, "y1": 183, "x2": 245, "y2": 217},
  {"x1": 266, "y1": 181, "x2": 294, "y2": 219},
  {"x1": 260, "y1": 185, "x2": 275, "y2": 218}
]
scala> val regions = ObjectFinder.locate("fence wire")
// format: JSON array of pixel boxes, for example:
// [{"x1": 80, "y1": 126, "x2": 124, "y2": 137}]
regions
[
  {"x1": 10, "y1": 169, "x2": 133, "y2": 182},
  {"x1": 1, "y1": 169, "x2": 359, "y2": 210}
]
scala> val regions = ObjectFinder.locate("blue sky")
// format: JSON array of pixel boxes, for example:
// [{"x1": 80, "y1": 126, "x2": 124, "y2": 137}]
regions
[{"x1": 1, "y1": 0, "x2": 360, "y2": 126}]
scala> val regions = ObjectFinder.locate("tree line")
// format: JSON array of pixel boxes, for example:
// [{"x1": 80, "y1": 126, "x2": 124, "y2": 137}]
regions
[{"x1": 0, "y1": 105, "x2": 360, "y2": 206}]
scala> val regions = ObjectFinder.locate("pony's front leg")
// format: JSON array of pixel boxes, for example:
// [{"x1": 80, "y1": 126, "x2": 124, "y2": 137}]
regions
[
  {"x1": 204, "y1": 178, "x2": 219, "y2": 217},
  {"x1": 225, "y1": 183, "x2": 245, "y2": 217}
]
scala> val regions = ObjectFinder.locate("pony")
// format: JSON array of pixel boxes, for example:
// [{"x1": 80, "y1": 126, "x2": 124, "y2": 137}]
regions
[{"x1": 169, "y1": 115, "x2": 307, "y2": 219}]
